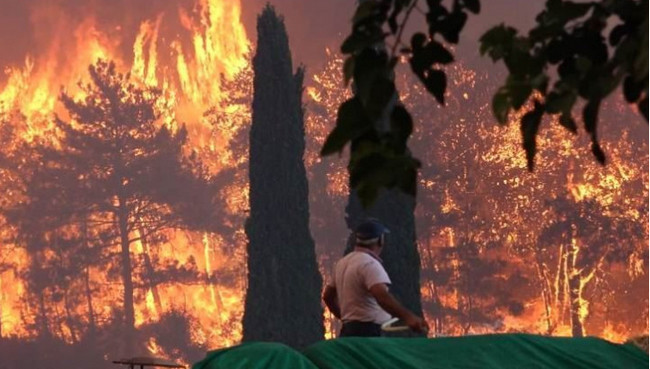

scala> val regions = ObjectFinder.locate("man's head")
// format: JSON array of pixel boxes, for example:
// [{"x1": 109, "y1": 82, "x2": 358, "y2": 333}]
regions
[{"x1": 355, "y1": 219, "x2": 390, "y2": 252}]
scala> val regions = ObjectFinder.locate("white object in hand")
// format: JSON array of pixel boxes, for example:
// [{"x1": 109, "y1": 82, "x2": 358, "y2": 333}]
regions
[{"x1": 381, "y1": 317, "x2": 409, "y2": 332}]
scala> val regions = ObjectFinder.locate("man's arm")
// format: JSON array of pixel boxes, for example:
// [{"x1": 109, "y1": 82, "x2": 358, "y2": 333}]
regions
[
  {"x1": 323, "y1": 285, "x2": 341, "y2": 319},
  {"x1": 369, "y1": 283, "x2": 428, "y2": 333}
]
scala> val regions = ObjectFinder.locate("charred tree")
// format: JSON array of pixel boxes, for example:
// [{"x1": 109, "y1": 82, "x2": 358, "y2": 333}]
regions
[{"x1": 242, "y1": 6, "x2": 324, "y2": 348}]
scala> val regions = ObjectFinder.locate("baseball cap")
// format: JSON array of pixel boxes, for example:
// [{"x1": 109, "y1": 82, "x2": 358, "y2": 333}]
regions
[{"x1": 355, "y1": 219, "x2": 390, "y2": 245}]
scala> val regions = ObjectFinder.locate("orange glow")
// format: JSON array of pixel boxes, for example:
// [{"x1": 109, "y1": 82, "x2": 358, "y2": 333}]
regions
[
  {"x1": 0, "y1": 0, "x2": 250, "y2": 355},
  {"x1": 0, "y1": 2, "x2": 646, "y2": 357}
]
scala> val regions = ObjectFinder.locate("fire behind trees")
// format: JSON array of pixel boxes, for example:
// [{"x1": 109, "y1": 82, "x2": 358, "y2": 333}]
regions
[
  {"x1": 0, "y1": 5, "x2": 646, "y2": 369},
  {"x1": 1, "y1": 61, "x2": 220, "y2": 360},
  {"x1": 308, "y1": 52, "x2": 648, "y2": 339}
]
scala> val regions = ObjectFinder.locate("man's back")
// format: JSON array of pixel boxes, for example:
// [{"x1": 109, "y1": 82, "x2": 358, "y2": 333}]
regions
[{"x1": 334, "y1": 251, "x2": 391, "y2": 324}]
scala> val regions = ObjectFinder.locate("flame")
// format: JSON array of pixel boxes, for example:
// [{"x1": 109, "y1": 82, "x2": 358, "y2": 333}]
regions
[
  {"x1": 0, "y1": 1, "x2": 646, "y2": 356},
  {"x1": 0, "y1": 0, "x2": 250, "y2": 351}
]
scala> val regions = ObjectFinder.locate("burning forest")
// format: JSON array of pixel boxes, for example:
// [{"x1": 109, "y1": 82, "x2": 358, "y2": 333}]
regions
[{"x1": 0, "y1": 0, "x2": 647, "y2": 367}]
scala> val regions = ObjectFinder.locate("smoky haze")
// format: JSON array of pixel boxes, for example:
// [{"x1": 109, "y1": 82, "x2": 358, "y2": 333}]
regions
[
  {"x1": 0, "y1": 1, "x2": 647, "y2": 368},
  {"x1": 0, "y1": 0, "x2": 544, "y2": 76}
]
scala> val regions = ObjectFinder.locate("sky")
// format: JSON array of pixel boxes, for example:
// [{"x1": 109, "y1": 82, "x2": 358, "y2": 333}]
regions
[{"x1": 0, "y1": 0, "x2": 546, "y2": 78}]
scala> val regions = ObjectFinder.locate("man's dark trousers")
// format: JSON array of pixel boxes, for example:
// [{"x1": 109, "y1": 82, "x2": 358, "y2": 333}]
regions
[{"x1": 340, "y1": 321, "x2": 382, "y2": 337}]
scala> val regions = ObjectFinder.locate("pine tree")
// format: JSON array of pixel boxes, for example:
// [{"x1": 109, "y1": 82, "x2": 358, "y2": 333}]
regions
[
  {"x1": 242, "y1": 5, "x2": 324, "y2": 348},
  {"x1": 3, "y1": 61, "x2": 218, "y2": 354}
]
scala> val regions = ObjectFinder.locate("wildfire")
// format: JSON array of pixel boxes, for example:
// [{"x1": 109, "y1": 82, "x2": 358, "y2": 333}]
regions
[
  {"x1": 0, "y1": 0, "x2": 250, "y2": 357},
  {"x1": 0, "y1": 0, "x2": 647, "y2": 363}
]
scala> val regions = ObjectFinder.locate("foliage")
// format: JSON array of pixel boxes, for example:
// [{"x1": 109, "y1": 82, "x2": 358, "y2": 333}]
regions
[
  {"x1": 242, "y1": 5, "x2": 324, "y2": 348},
  {"x1": 480, "y1": 0, "x2": 648, "y2": 170},
  {"x1": 320, "y1": 0, "x2": 480, "y2": 207},
  {"x1": 323, "y1": 0, "x2": 648, "y2": 206}
]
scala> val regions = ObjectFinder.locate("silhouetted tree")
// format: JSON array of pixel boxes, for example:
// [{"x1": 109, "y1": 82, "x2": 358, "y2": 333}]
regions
[
  {"x1": 3, "y1": 60, "x2": 219, "y2": 353},
  {"x1": 242, "y1": 6, "x2": 324, "y2": 348}
]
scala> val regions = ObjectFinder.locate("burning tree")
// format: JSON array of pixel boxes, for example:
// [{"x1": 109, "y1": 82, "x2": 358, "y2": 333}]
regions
[
  {"x1": 2, "y1": 60, "x2": 219, "y2": 353},
  {"x1": 242, "y1": 6, "x2": 324, "y2": 348},
  {"x1": 536, "y1": 195, "x2": 647, "y2": 337}
]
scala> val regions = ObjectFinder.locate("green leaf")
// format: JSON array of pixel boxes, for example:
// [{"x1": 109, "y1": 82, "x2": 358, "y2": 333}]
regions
[
  {"x1": 559, "y1": 112, "x2": 578, "y2": 134},
  {"x1": 520, "y1": 101, "x2": 544, "y2": 171},
  {"x1": 353, "y1": 49, "x2": 394, "y2": 121},
  {"x1": 531, "y1": 73, "x2": 549, "y2": 93},
  {"x1": 463, "y1": 0, "x2": 481, "y2": 14},
  {"x1": 623, "y1": 75, "x2": 643, "y2": 102},
  {"x1": 639, "y1": 96, "x2": 648, "y2": 120},
  {"x1": 352, "y1": 0, "x2": 381, "y2": 25},
  {"x1": 425, "y1": 41, "x2": 454, "y2": 65},
  {"x1": 364, "y1": 77, "x2": 397, "y2": 122},
  {"x1": 388, "y1": 1, "x2": 406, "y2": 34},
  {"x1": 343, "y1": 57, "x2": 355, "y2": 86},
  {"x1": 411, "y1": 32, "x2": 427, "y2": 50},
  {"x1": 583, "y1": 98, "x2": 600, "y2": 134},
  {"x1": 440, "y1": 10, "x2": 468, "y2": 44},
  {"x1": 492, "y1": 88, "x2": 511, "y2": 124},
  {"x1": 504, "y1": 48, "x2": 536, "y2": 77},
  {"x1": 545, "y1": 90, "x2": 576, "y2": 114},
  {"x1": 390, "y1": 105, "x2": 414, "y2": 151},
  {"x1": 321, "y1": 98, "x2": 371, "y2": 156},
  {"x1": 479, "y1": 24, "x2": 517, "y2": 60},
  {"x1": 423, "y1": 69, "x2": 447, "y2": 104},
  {"x1": 575, "y1": 56, "x2": 592, "y2": 73},
  {"x1": 341, "y1": 31, "x2": 384, "y2": 54},
  {"x1": 507, "y1": 78, "x2": 533, "y2": 109},
  {"x1": 591, "y1": 141, "x2": 606, "y2": 165}
]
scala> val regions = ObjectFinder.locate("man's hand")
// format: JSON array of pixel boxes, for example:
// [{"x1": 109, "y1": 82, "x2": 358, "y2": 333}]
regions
[
  {"x1": 370, "y1": 283, "x2": 429, "y2": 334},
  {"x1": 404, "y1": 314, "x2": 429, "y2": 334}
]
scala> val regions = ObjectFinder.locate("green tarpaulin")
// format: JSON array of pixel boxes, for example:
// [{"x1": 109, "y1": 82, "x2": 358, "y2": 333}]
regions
[
  {"x1": 192, "y1": 342, "x2": 318, "y2": 369},
  {"x1": 193, "y1": 334, "x2": 648, "y2": 369}
]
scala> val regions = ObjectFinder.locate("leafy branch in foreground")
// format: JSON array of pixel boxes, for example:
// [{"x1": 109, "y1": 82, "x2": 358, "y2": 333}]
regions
[
  {"x1": 481, "y1": 0, "x2": 648, "y2": 170},
  {"x1": 323, "y1": 0, "x2": 647, "y2": 207},
  {"x1": 320, "y1": 0, "x2": 479, "y2": 207}
]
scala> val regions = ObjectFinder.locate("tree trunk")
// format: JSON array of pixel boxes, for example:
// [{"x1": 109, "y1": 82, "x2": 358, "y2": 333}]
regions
[
  {"x1": 84, "y1": 266, "x2": 96, "y2": 336},
  {"x1": 140, "y1": 227, "x2": 163, "y2": 315},
  {"x1": 554, "y1": 242, "x2": 570, "y2": 325},
  {"x1": 202, "y1": 233, "x2": 224, "y2": 316},
  {"x1": 81, "y1": 217, "x2": 96, "y2": 336},
  {"x1": 567, "y1": 233, "x2": 584, "y2": 337},
  {"x1": 37, "y1": 290, "x2": 50, "y2": 337},
  {"x1": 533, "y1": 252, "x2": 554, "y2": 334},
  {"x1": 63, "y1": 289, "x2": 78, "y2": 344},
  {"x1": 117, "y1": 201, "x2": 135, "y2": 352}
]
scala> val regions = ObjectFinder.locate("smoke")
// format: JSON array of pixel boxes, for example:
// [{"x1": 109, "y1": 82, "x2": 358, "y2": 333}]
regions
[{"x1": 0, "y1": 0, "x2": 546, "y2": 78}]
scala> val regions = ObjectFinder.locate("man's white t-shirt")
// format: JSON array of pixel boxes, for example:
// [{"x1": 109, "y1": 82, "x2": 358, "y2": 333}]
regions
[{"x1": 328, "y1": 250, "x2": 392, "y2": 324}]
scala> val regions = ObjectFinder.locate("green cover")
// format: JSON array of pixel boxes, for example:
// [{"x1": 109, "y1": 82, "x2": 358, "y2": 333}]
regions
[
  {"x1": 192, "y1": 342, "x2": 318, "y2": 369},
  {"x1": 193, "y1": 334, "x2": 648, "y2": 369},
  {"x1": 304, "y1": 334, "x2": 647, "y2": 369}
]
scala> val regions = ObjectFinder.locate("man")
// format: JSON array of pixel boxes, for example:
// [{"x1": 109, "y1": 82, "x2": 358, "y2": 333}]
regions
[{"x1": 323, "y1": 219, "x2": 429, "y2": 337}]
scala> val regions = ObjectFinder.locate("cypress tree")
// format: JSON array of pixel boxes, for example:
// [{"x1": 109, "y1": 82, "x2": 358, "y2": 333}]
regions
[{"x1": 242, "y1": 5, "x2": 324, "y2": 348}]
